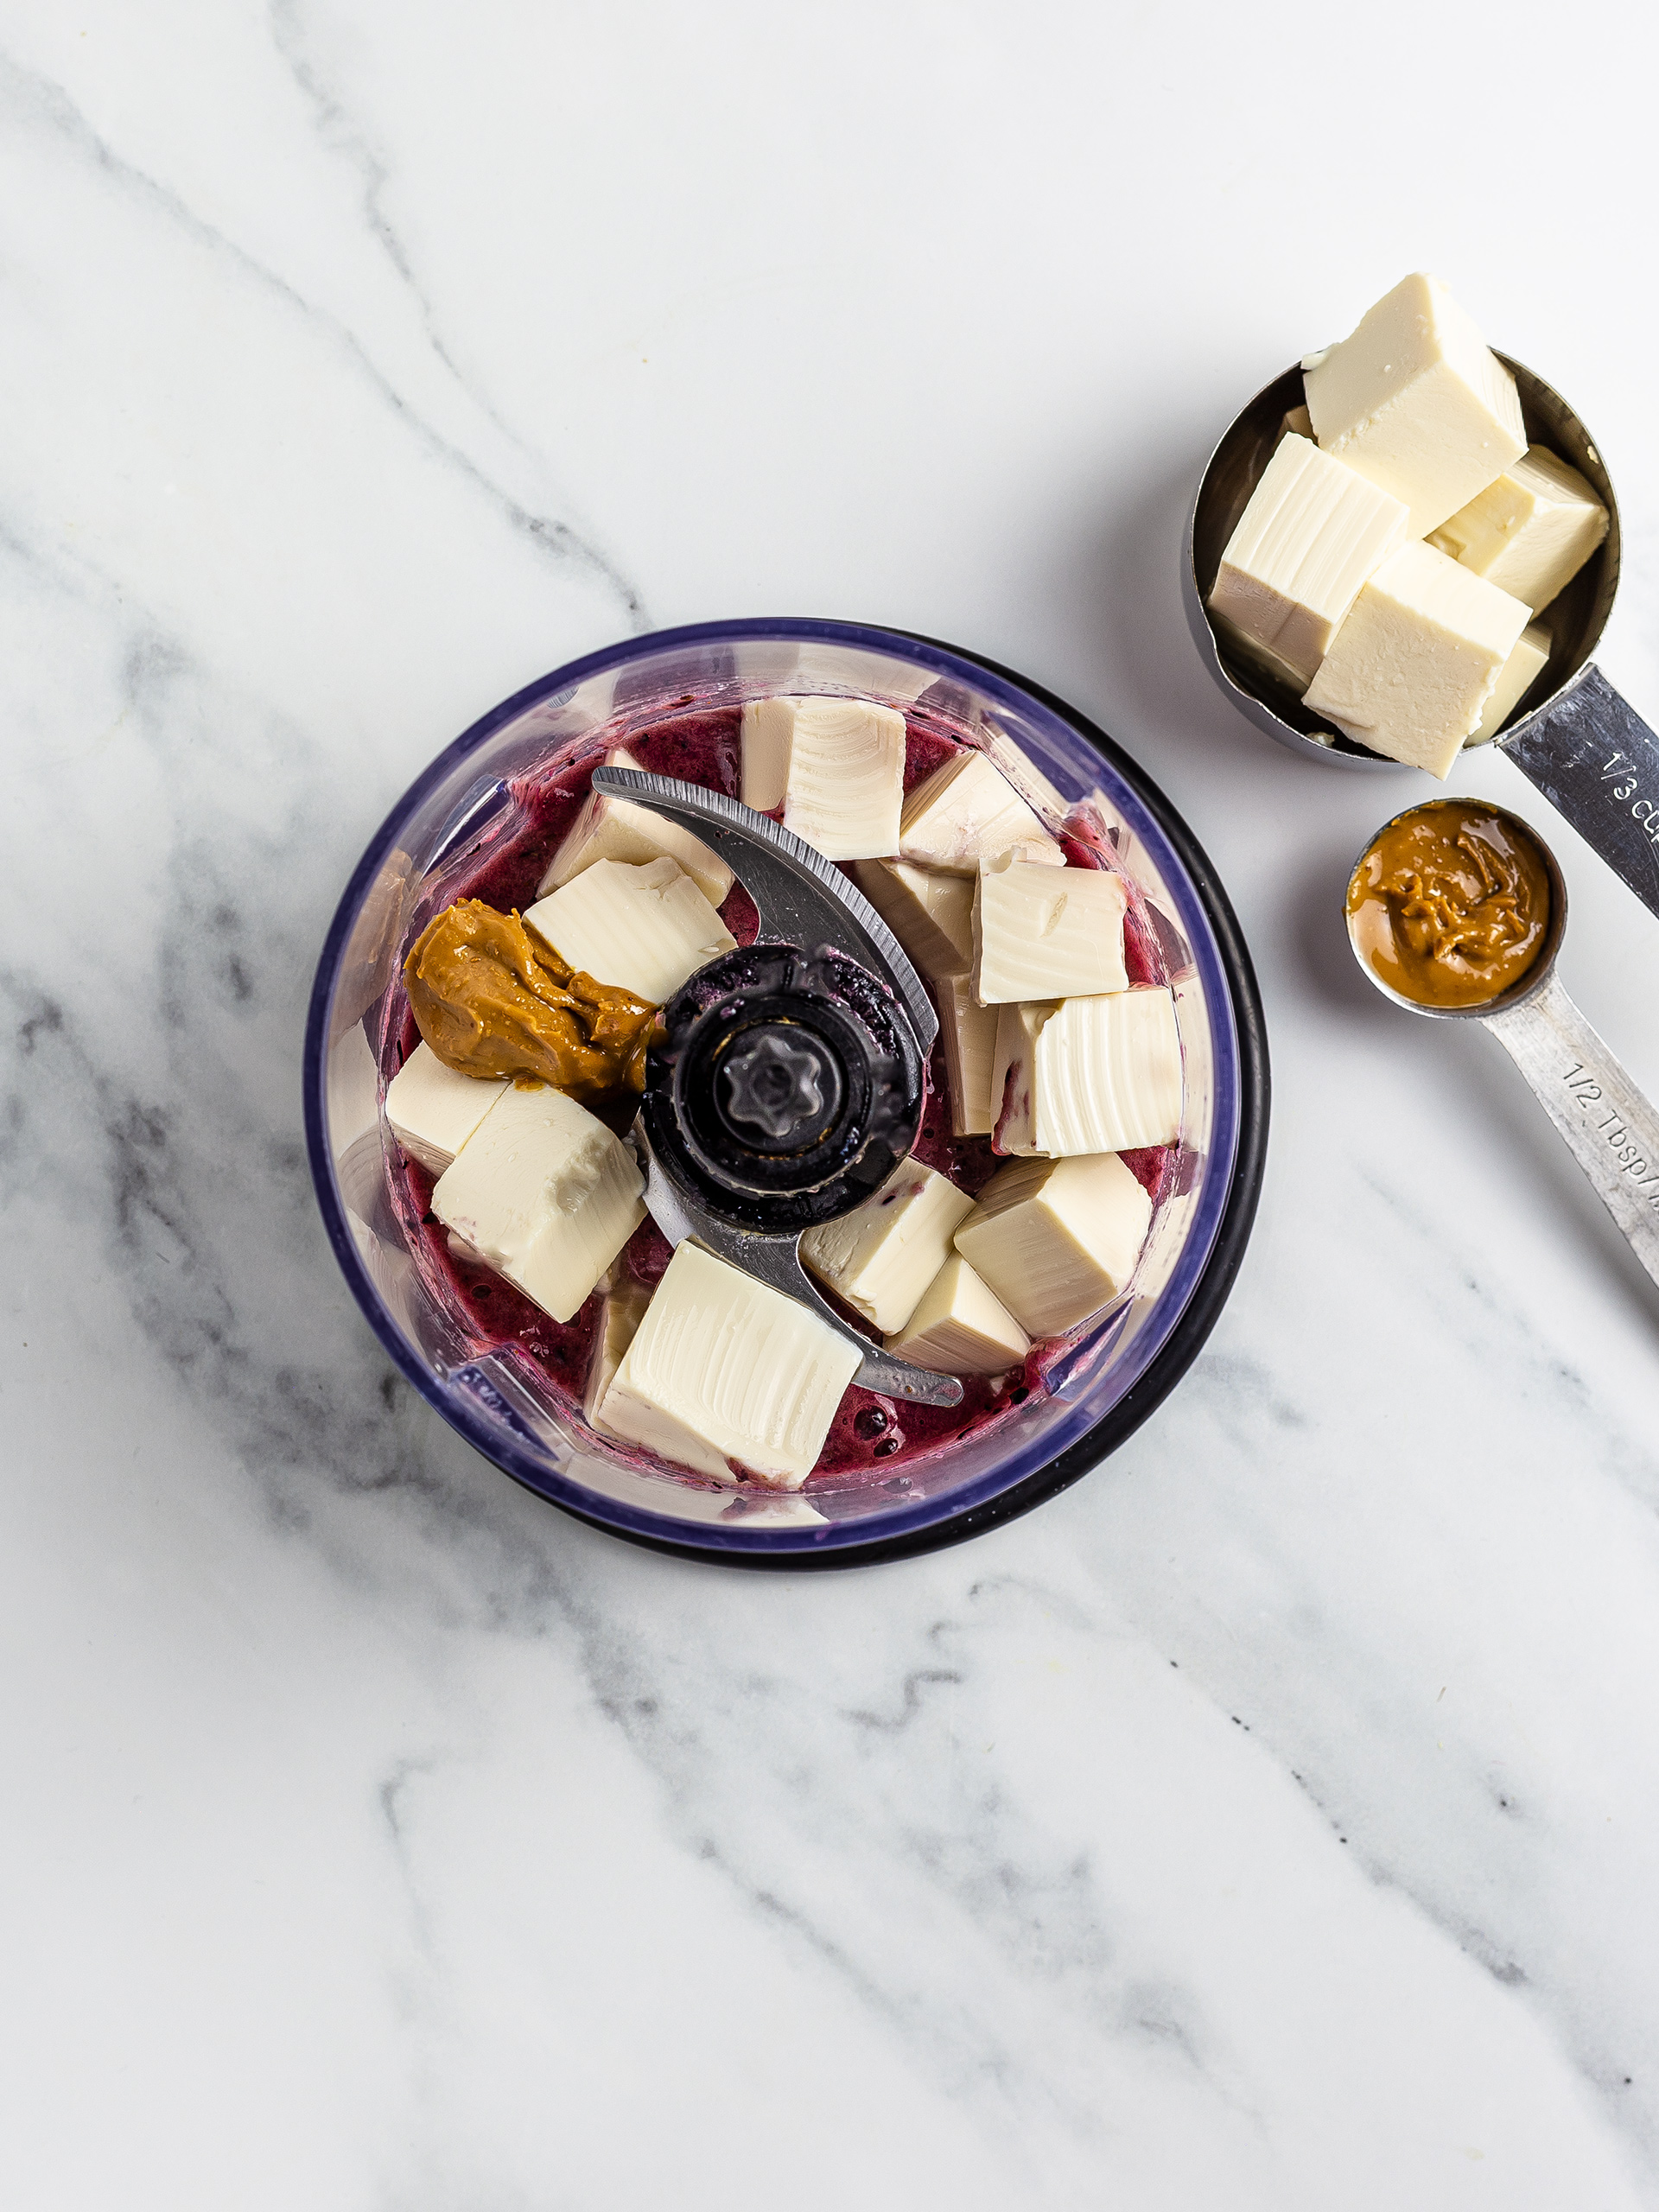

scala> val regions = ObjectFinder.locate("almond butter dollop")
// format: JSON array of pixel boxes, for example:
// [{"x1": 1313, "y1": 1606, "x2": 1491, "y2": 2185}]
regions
[
  {"x1": 404, "y1": 899, "x2": 658, "y2": 1100},
  {"x1": 1345, "y1": 801, "x2": 1551, "y2": 1010}
]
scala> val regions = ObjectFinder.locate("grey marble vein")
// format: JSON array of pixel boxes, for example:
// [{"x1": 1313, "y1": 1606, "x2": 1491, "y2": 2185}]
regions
[
  {"x1": 1072, "y1": 1169, "x2": 1659, "y2": 2165},
  {"x1": 0, "y1": 47, "x2": 650, "y2": 632},
  {"x1": 267, "y1": 0, "x2": 539, "y2": 469}
]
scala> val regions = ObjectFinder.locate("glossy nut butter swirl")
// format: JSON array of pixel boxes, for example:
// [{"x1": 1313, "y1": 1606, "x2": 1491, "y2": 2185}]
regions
[
  {"x1": 404, "y1": 899, "x2": 658, "y2": 1099},
  {"x1": 1345, "y1": 801, "x2": 1552, "y2": 1010}
]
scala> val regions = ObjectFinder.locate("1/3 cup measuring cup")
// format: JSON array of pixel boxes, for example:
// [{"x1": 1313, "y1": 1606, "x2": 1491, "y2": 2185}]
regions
[{"x1": 1188, "y1": 353, "x2": 1659, "y2": 923}]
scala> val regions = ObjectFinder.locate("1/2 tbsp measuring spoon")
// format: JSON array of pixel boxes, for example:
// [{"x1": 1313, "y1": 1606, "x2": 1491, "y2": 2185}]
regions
[
  {"x1": 1345, "y1": 799, "x2": 1659, "y2": 1293},
  {"x1": 1189, "y1": 353, "x2": 1659, "y2": 922}
]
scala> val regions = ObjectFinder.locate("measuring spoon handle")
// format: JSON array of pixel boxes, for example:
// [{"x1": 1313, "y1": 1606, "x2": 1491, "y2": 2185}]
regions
[
  {"x1": 1480, "y1": 969, "x2": 1659, "y2": 1290},
  {"x1": 1501, "y1": 666, "x2": 1659, "y2": 921}
]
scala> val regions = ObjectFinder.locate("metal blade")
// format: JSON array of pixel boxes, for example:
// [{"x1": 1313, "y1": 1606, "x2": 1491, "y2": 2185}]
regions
[{"x1": 592, "y1": 766, "x2": 938, "y2": 1051}]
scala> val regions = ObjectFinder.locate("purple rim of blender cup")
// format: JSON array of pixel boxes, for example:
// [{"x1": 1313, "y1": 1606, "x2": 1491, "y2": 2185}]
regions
[{"x1": 302, "y1": 620, "x2": 1252, "y2": 1564}]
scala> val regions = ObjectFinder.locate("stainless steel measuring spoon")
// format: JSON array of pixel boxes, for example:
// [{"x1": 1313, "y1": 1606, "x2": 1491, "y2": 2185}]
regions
[
  {"x1": 1346, "y1": 800, "x2": 1659, "y2": 1291},
  {"x1": 1188, "y1": 353, "x2": 1659, "y2": 922}
]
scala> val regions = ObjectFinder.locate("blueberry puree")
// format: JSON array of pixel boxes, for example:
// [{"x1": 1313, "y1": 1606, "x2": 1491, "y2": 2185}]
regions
[
  {"x1": 814, "y1": 1366, "x2": 1024, "y2": 1476},
  {"x1": 390, "y1": 702, "x2": 1173, "y2": 1492}
]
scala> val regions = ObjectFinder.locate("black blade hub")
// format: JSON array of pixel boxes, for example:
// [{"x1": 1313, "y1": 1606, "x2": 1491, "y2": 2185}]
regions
[{"x1": 644, "y1": 943, "x2": 925, "y2": 1232}]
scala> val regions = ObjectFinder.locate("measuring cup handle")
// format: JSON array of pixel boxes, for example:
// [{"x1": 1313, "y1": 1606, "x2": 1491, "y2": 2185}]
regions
[
  {"x1": 1480, "y1": 969, "x2": 1659, "y2": 1292},
  {"x1": 1500, "y1": 665, "x2": 1659, "y2": 920}
]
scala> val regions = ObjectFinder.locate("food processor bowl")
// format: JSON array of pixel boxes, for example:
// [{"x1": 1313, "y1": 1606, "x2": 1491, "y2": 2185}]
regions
[{"x1": 303, "y1": 620, "x2": 1268, "y2": 1566}]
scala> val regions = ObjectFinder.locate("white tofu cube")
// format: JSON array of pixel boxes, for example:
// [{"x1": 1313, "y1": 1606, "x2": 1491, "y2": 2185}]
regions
[
  {"x1": 1428, "y1": 446, "x2": 1608, "y2": 615},
  {"x1": 524, "y1": 856, "x2": 736, "y2": 1006},
  {"x1": 1277, "y1": 400, "x2": 1313, "y2": 445},
  {"x1": 385, "y1": 1040, "x2": 508, "y2": 1175},
  {"x1": 740, "y1": 696, "x2": 906, "y2": 860},
  {"x1": 976, "y1": 730, "x2": 1069, "y2": 830},
  {"x1": 973, "y1": 854, "x2": 1129, "y2": 1006},
  {"x1": 992, "y1": 988, "x2": 1182, "y2": 1156},
  {"x1": 1207, "y1": 434, "x2": 1409, "y2": 689},
  {"x1": 883, "y1": 1255, "x2": 1030, "y2": 1377},
  {"x1": 800, "y1": 1156, "x2": 975, "y2": 1335},
  {"x1": 935, "y1": 974, "x2": 1000, "y2": 1137},
  {"x1": 1302, "y1": 540, "x2": 1531, "y2": 778},
  {"x1": 954, "y1": 1153, "x2": 1152, "y2": 1338},
  {"x1": 899, "y1": 749, "x2": 1056, "y2": 874},
  {"x1": 537, "y1": 747, "x2": 734, "y2": 909},
  {"x1": 601, "y1": 1242, "x2": 863, "y2": 1490},
  {"x1": 1465, "y1": 621, "x2": 1551, "y2": 747},
  {"x1": 852, "y1": 858, "x2": 975, "y2": 981},
  {"x1": 585, "y1": 1270, "x2": 655, "y2": 1431},
  {"x1": 739, "y1": 696, "x2": 794, "y2": 811},
  {"x1": 988, "y1": 1002, "x2": 1050, "y2": 1155},
  {"x1": 431, "y1": 1084, "x2": 645, "y2": 1325},
  {"x1": 1304, "y1": 272, "x2": 1526, "y2": 536},
  {"x1": 723, "y1": 1497, "x2": 828, "y2": 1529}
]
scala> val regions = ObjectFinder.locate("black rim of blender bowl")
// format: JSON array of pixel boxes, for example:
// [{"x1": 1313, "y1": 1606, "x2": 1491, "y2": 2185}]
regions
[{"x1": 304, "y1": 626, "x2": 1270, "y2": 1571}]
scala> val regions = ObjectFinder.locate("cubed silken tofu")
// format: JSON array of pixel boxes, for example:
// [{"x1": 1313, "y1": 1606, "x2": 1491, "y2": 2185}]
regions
[
  {"x1": 899, "y1": 749, "x2": 1057, "y2": 874},
  {"x1": 739, "y1": 696, "x2": 906, "y2": 860},
  {"x1": 954, "y1": 1153, "x2": 1153, "y2": 1339},
  {"x1": 800, "y1": 1156, "x2": 975, "y2": 1335},
  {"x1": 1304, "y1": 272, "x2": 1526, "y2": 537},
  {"x1": 974, "y1": 852, "x2": 1129, "y2": 1006},
  {"x1": 992, "y1": 988, "x2": 1182, "y2": 1156},
  {"x1": 585, "y1": 1269, "x2": 656, "y2": 1432},
  {"x1": 852, "y1": 858, "x2": 975, "y2": 981},
  {"x1": 524, "y1": 855, "x2": 735, "y2": 1005},
  {"x1": 740, "y1": 696, "x2": 794, "y2": 811},
  {"x1": 1428, "y1": 446, "x2": 1608, "y2": 615},
  {"x1": 976, "y1": 729, "x2": 1069, "y2": 831},
  {"x1": 431, "y1": 1084, "x2": 645, "y2": 1325},
  {"x1": 1301, "y1": 540, "x2": 1530, "y2": 777},
  {"x1": 936, "y1": 974, "x2": 1001, "y2": 1136},
  {"x1": 537, "y1": 747, "x2": 734, "y2": 908},
  {"x1": 1000, "y1": 836, "x2": 1065, "y2": 868},
  {"x1": 1277, "y1": 401, "x2": 1313, "y2": 445},
  {"x1": 1466, "y1": 621, "x2": 1552, "y2": 747},
  {"x1": 728, "y1": 1497, "x2": 828, "y2": 1529},
  {"x1": 385, "y1": 1039, "x2": 508, "y2": 1174},
  {"x1": 1207, "y1": 434, "x2": 1409, "y2": 690},
  {"x1": 601, "y1": 1242, "x2": 863, "y2": 1490},
  {"x1": 883, "y1": 1254, "x2": 1030, "y2": 1377}
]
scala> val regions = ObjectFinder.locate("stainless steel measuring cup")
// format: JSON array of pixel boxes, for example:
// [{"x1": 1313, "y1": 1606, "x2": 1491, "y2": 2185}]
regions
[
  {"x1": 1346, "y1": 800, "x2": 1659, "y2": 1291},
  {"x1": 1188, "y1": 354, "x2": 1659, "y2": 921}
]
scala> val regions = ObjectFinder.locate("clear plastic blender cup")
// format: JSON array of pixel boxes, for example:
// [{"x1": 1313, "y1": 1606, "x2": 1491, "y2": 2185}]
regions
[{"x1": 303, "y1": 620, "x2": 1267, "y2": 1566}]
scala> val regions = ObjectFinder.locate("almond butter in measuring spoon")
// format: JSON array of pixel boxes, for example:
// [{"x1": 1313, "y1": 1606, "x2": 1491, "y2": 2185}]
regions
[{"x1": 1344, "y1": 799, "x2": 1553, "y2": 1010}]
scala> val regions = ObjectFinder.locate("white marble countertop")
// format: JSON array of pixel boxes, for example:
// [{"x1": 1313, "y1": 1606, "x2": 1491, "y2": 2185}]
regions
[{"x1": 8, "y1": 4, "x2": 1659, "y2": 2204}]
